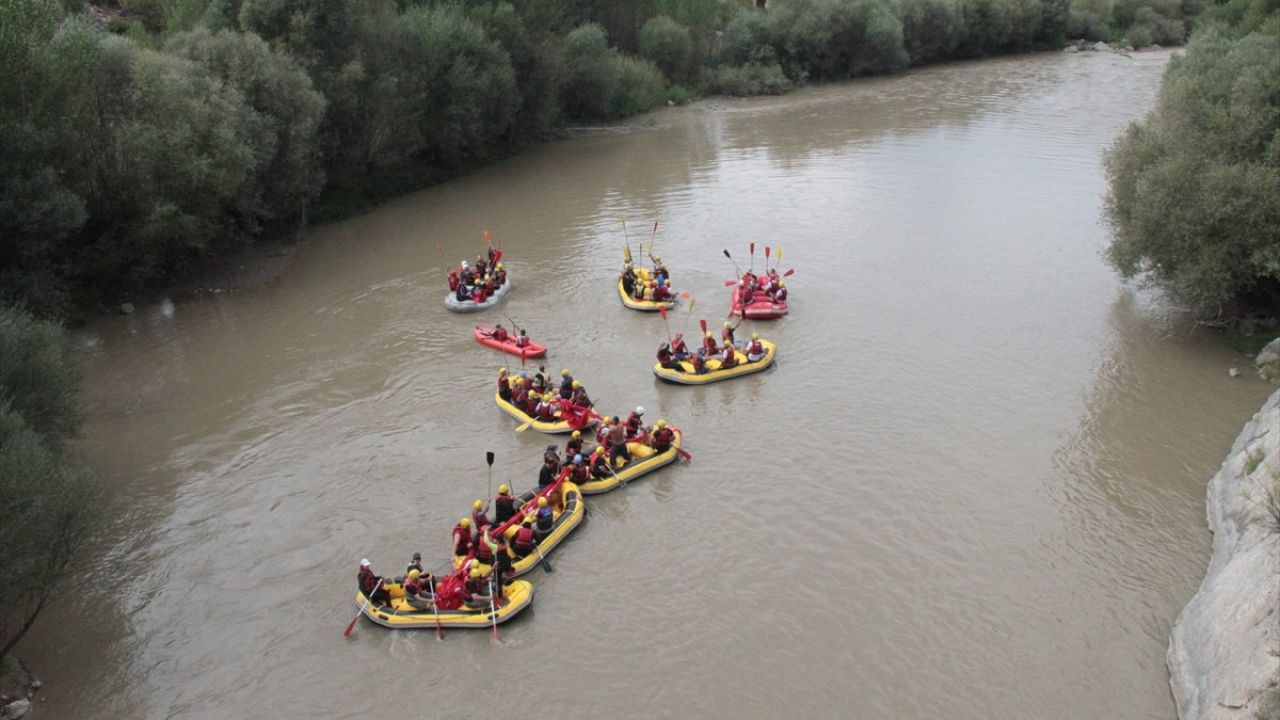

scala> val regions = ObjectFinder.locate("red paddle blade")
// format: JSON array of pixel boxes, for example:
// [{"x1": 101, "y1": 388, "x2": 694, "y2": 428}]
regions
[
  {"x1": 699, "y1": 318, "x2": 707, "y2": 334},
  {"x1": 723, "y1": 280, "x2": 736, "y2": 287},
  {"x1": 659, "y1": 306, "x2": 667, "y2": 320},
  {"x1": 680, "y1": 291, "x2": 691, "y2": 300},
  {"x1": 765, "y1": 246, "x2": 771, "y2": 259},
  {"x1": 784, "y1": 269, "x2": 795, "y2": 277},
  {"x1": 483, "y1": 230, "x2": 492, "y2": 246},
  {"x1": 749, "y1": 242, "x2": 755, "y2": 256}
]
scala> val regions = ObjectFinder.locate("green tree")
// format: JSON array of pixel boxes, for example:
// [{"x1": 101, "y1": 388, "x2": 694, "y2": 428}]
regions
[
  {"x1": 901, "y1": 0, "x2": 966, "y2": 64},
  {"x1": 166, "y1": 28, "x2": 327, "y2": 234},
  {"x1": 821, "y1": 0, "x2": 910, "y2": 78},
  {"x1": 611, "y1": 53, "x2": 667, "y2": 114},
  {"x1": 0, "y1": 304, "x2": 97, "y2": 659},
  {"x1": 1104, "y1": 26, "x2": 1280, "y2": 315},
  {"x1": 640, "y1": 15, "x2": 693, "y2": 81},
  {"x1": 561, "y1": 23, "x2": 620, "y2": 119}
]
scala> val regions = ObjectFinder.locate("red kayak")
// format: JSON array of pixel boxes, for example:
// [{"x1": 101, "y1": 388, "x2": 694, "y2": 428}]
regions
[
  {"x1": 474, "y1": 326, "x2": 546, "y2": 358},
  {"x1": 730, "y1": 288, "x2": 788, "y2": 319}
]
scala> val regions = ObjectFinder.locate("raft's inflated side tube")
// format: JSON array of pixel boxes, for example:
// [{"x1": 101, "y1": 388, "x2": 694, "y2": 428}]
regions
[
  {"x1": 356, "y1": 579, "x2": 533, "y2": 629},
  {"x1": 617, "y1": 268, "x2": 676, "y2": 312},
  {"x1": 473, "y1": 326, "x2": 546, "y2": 359},
  {"x1": 494, "y1": 379, "x2": 597, "y2": 434},
  {"x1": 730, "y1": 288, "x2": 787, "y2": 319},
  {"x1": 444, "y1": 279, "x2": 513, "y2": 313},
  {"x1": 578, "y1": 431, "x2": 682, "y2": 495},
  {"x1": 452, "y1": 483, "x2": 584, "y2": 577},
  {"x1": 653, "y1": 340, "x2": 777, "y2": 385}
]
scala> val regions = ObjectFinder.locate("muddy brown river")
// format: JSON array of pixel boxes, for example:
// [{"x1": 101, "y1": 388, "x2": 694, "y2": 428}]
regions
[{"x1": 17, "y1": 49, "x2": 1275, "y2": 719}]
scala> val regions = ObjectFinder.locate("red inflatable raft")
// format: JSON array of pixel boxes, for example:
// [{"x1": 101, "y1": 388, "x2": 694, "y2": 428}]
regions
[
  {"x1": 474, "y1": 326, "x2": 546, "y2": 359},
  {"x1": 730, "y1": 288, "x2": 788, "y2": 320}
]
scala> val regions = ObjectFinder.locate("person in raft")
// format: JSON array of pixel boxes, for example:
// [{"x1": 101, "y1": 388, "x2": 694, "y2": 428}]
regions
[
  {"x1": 701, "y1": 331, "x2": 719, "y2": 357},
  {"x1": 657, "y1": 342, "x2": 681, "y2": 370},
  {"x1": 463, "y1": 565, "x2": 495, "y2": 609},
  {"x1": 403, "y1": 569, "x2": 436, "y2": 611},
  {"x1": 651, "y1": 419, "x2": 675, "y2": 453},
  {"x1": 624, "y1": 406, "x2": 645, "y2": 439},
  {"x1": 515, "y1": 327, "x2": 530, "y2": 348},
  {"x1": 494, "y1": 484, "x2": 516, "y2": 524},
  {"x1": 653, "y1": 278, "x2": 673, "y2": 302},
  {"x1": 722, "y1": 319, "x2": 741, "y2": 348},
  {"x1": 652, "y1": 255, "x2": 669, "y2": 284},
  {"x1": 406, "y1": 552, "x2": 424, "y2": 576},
  {"x1": 607, "y1": 416, "x2": 631, "y2": 465},
  {"x1": 746, "y1": 333, "x2": 767, "y2": 362},
  {"x1": 565, "y1": 430, "x2": 585, "y2": 459},
  {"x1": 488, "y1": 324, "x2": 510, "y2": 342},
  {"x1": 589, "y1": 446, "x2": 612, "y2": 479},
  {"x1": 569, "y1": 454, "x2": 590, "y2": 485},
  {"x1": 570, "y1": 380, "x2": 593, "y2": 408},
  {"x1": 455, "y1": 280, "x2": 472, "y2": 302},
  {"x1": 532, "y1": 496, "x2": 555, "y2": 540},
  {"x1": 497, "y1": 368, "x2": 512, "y2": 402},
  {"x1": 719, "y1": 342, "x2": 739, "y2": 370},
  {"x1": 671, "y1": 333, "x2": 691, "y2": 361},
  {"x1": 559, "y1": 369, "x2": 575, "y2": 400},
  {"x1": 621, "y1": 262, "x2": 638, "y2": 296},
  {"x1": 494, "y1": 262, "x2": 507, "y2": 287},
  {"x1": 535, "y1": 392, "x2": 557, "y2": 421},
  {"x1": 459, "y1": 261, "x2": 474, "y2": 287},
  {"x1": 358, "y1": 559, "x2": 392, "y2": 607},
  {"x1": 532, "y1": 365, "x2": 548, "y2": 393},
  {"x1": 537, "y1": 455, "x2": 559, "y2": 488},
  {"x1": 453, "y1": 518, "x2": 473, "y2": 556},
  {"x1": 509, "y1": 375, "x2": 528, "y2": 408},
  {"x1": 471, "y1": 276, "x2": 490, "y2": 304},
  {"x1": 771, "y1": 280, "x2": 787, "y2": 303},
  {"x1": 471, "y1": 499, "x2": 490, "y2": 539},
  {"x1": 512, "y1": 518, "x2": 537, "y2": 558}
]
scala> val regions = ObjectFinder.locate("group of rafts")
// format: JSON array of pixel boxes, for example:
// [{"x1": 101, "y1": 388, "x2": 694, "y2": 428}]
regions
[{"x1": 354, "y1": 236, "x2": 792, "y2": 632}]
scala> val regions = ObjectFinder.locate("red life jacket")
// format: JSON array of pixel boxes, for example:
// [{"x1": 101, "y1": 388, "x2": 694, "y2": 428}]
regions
[
  {"x1": 703, "y1": 336, "x2": 718, "y2": 354},
  {"x1": 654, "y1": 427, "x2": 674, "y2": 448},
  {"x1": 721, "y1": 346, "x2": 737, "y2": 366},
  {"x1": 493, "y1": 327, "x2": 509, "y2": 341},
  {"x1": 625, "y1": 412, "x2": 642, "y2": 434},
  {"x1": 453, "y1": 527, "x2": 471, "y2": 555},
  {"x1": 472, "y1": 508, "x2": 490, "y2": 531},
  {"x1": 515, "y1": 332, "x2": 528, "y2": 347},
  {"x1": 514, "y1": 525, "x2": 535, "y2": 551},
  {"x1": 774, "y1": 288, "x2": 787, "y2": 302},
  {"x1": 448, "y1": 273, "x2": 460, "y2": 291},
  {"x1": 475, "y1": 539, "x2": 494, "y2": 563},
  {"x1": 748, "y1": 340, "x2": 764, "y2": 355},
  {"x1": 358, "y1": 567, "x2": 378, "y2": 594},
  {"x1": 404, "y1": 576, "x2": 423, "y2": 597}
]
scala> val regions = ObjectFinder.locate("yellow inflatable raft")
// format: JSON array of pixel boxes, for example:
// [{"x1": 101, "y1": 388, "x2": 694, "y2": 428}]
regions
[
  {"x1": 355, "y1": 578, "x2": 533, "y2": 629},
  {"x1": 453, "y1": 483, "x2": 584, "y2": 577},
  {"x1": 578, "y1": 431, "x2": 683, "y2": 494},
  {"x1": 617, "y1": 268, "x2": 676, "y2": 312},
  {"x1": 653, "y1": 340, "x2": 777, "y2": 385},
  {"x1": 494, "y1": 381, "x2": 597, "y2": 434}
]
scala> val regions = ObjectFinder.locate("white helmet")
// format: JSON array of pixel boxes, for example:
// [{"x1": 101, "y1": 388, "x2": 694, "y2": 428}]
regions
[
  {"x1": 635, "y1": 406, "x2": 645, "y2": 415},
  {"x1": 461, "y1": 261, "x2": 469, "y2": 268}
]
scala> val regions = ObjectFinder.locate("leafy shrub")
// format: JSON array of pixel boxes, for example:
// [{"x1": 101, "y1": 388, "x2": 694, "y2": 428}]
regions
[
  {"x1": 640, "y1": 15, "x2": 693, "y2": 81},
  {"x1": 901, "y1": 0, "x2": 966, "y2": 64},
  {"x1": 820, "y1": 0, "x2": 910, "y2": 78},
  {"x1": 611, "y1": 54, "x2": 667, "y2": 116},
  {"x1": 699, "y1": 61, "x2": 791, "y2": 95},
  {"x1": 722, "y1": 11, "x2": 777, "y2": 65},
  {"x1": 561, "y1": 23, "x2": 620, "y2": 120}
]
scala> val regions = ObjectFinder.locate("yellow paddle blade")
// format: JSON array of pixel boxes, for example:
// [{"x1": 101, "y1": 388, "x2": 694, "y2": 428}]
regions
[
  {"x1": 776, "y1": 247, "x2": 782, "y2": 264},
  {"x1": 515, "y1": 420, "x2": 533, "y2": 433},
  {"x1": 623, "y1": 245, "x2": 632, "y2": 263},
  {"x1": 648, "y1": 243, "x2": 654, "y2": 257},
  {"x1": 689, "y1": 299, "x2": 696, "y2": 314}
]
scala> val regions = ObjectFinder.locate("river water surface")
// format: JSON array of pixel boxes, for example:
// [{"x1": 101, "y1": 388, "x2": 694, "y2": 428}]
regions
[{"x1": 18, "y1": 50, "x2": 1276, "y2": 719}]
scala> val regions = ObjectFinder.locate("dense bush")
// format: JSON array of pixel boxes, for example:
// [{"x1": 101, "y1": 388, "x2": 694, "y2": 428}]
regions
[
  {"x1": 0, "y1": 304, "x2": 97, "y2": 658},
  {"x1": 901, "y1": 0, "x2": 967, "y2": 63},
  {"x1": 1104, "y1": 26, "x2": 1280, "y2": 315},
  {"x1": 699, "y1": 61, "x2": 791, "y2": 94},
  {"x1": 612, "y1": 54, "x2": 668, "y2": 115},
  {"x1": 561, "y1": 23, "x2": 620, "y2": 120},
  {"x1": 820, "y1": 0, "x2": 911, "y2": 77},
  {"x1": 640, "y1": 15, "x2": 694, "y2": 81}
]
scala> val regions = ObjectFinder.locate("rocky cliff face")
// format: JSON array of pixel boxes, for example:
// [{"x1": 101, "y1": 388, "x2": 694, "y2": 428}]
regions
[{"x1": 1167, "y1": 390, "x2": 1280, "y2": 720}]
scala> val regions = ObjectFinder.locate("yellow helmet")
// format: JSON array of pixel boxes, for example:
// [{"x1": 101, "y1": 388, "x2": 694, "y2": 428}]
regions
[
  {"x1": 514, "y1": 377, "x2": 524, "y2": 385},
  {"x1": 409, "y1": 569, "x2": 421, "y2": 579},
  {"x1": 537, "y1": 497, "x2": 548, "y2": 507},
  {"x1": 593, "y1": 446, "x2": 605, "y2": 455},
  {"x1": 656, "y1": 419, "x2": 667, "y2": 428},
  {"x1": 705, "y1": 331, "x2": 713, "y2": 338},
  {"x1": 572, "y1": 380, "x2": 582, "y2": 389},
  {"x1": 498, "y1": 484, "x2": 509, "y2": 494},
  {"x1": 778, "y1": 281, "x2": 785, "y2": 287},
  {"x1": 460, "y1": 518, "x2": 471, "y2": 527},
  {"x1": 496, "y1": 262, "x2": 503, "y2": 270},
  {"x1": 752, "y1": 332, "x2": 760, "y2": 340},
  {"x1": 483, "y1": 274, "x2": 491, "y2": 281},
  {"x1": 572, "y1": 430, "x2": 581, "y2": 439},
  {"x1": 723, "y1": 321, "x2": 730, "y2": 328},
  {"x1": 498, "y1": 367, "x2": 507, "y2": 374},
  {"x1": 601, "y1": 416, "x2": 612, "y2": 424},
  {"x1": 543, "y1": 392, "x2": 554, "y2": 401},
  {"x1": 561, "y1": 369, "x2": 571, "y2": 377},
  {"x1": 471, "y1": 566, "x2": 483, "y2": 578},
  {"x1": 653, "y1": 255, "x2": 661, "y2": 261},
  {"x1": 473, "y1": 500, "x2": 483, "y2": 510}
]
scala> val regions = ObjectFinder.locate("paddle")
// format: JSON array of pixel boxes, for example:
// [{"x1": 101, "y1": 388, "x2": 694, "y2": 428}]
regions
[
  {"x1": 622, "y1": 218, "x2": 632, "y2": 260},
  {"x1": 428, "y1": 576, "x2": 443, "y2": 640},
  {"x1": 604, "y1": 452, "x2": 627, "y2": 489},
  {"x1": 344, "y1": 578, "x2": 384, "y2": 637},
  {"x1": 488, "y1": 575, "x2": 500, "y2": 644},
  {"x1": 765, "y1": 245, "x2": 771, "y2": 271},
  {"x1": 486, "y1": 451, "x2": 495, "y2": 500},
  {"x1": 534, "y1": 541, "x2": 554, "y2": 573},
  {"x1": 723, "y1": 249, "x2": 740, "y2": 276},
  {"x1": 680, "y1": 298, "x2": 697, "y2": 335},
  {"x1": 723, "y1": 279, "x2": 737, "y2": 287},
  {"x1": 784, "y1": 269, "x2": 795, "y2": 277},
  {"x1": 749, "y1": 242, "x2": 755, "y2": 273}
]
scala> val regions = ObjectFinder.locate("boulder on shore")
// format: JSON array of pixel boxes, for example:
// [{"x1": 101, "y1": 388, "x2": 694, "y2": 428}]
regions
[
  {"x1": 1167, "y1": 390, "x2": 1280, "y2": 719},
  {"x1": 1257, "y1": 337, "x2": 1280, "y2": 383}
]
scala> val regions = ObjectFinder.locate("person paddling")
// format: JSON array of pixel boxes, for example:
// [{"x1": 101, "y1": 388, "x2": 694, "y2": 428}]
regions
[
  {"x1": 404, "y1": 569, "x2": 436, "y2": 611},
  {"x1": 746, "y1": 333, "x2": 766, "y2": 362},
  {"x1": 453, "y1": 518, "x2": 473, "y2": 556},
  {"x1": 358, "y1": 559, "x2": 391, "y2": 607},
  {"x1": 624, "y1": 406, "x2": 645, "y2": 439},
  {"x1": 490, "y1": 324, "x2": 509, "y2": 342},
  {"x1": 497, "y1": 368, "x2": 512, "y2": 402},
  {"x1": 651, "y1": 419, "x2": 675, "y2": 453},
  {"x1": 607, "y1": 416, "x2": 631, "y2": 466},
  {"x1": 494, "y1": 484, "x2": 516, "y2": 524}
]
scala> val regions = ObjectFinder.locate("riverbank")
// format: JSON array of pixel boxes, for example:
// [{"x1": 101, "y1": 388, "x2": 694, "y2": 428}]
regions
[
  {"x1": 1167, "y1": 387, "x2": 1280, "y2": 719},
  {"x1": 0, "y1": 656, "x2": 39, "y2": 720}
]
